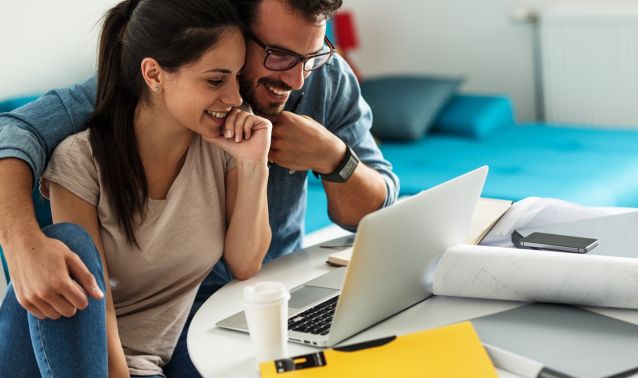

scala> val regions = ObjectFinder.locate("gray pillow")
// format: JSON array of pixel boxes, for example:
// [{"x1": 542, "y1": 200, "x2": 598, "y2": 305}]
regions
[{"x1": 360, "y1": 75, "x2": 463, "y2": 141}]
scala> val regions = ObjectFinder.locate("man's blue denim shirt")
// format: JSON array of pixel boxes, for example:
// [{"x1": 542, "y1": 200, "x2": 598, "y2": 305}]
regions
[{"x1": 0, "y1": 55, "x2": 399, "y2": 287}]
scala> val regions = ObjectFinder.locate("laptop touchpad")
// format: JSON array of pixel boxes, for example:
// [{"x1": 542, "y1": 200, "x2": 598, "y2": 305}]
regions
[{"x1": 289, "y1": 286, "x2": 338, "y2": 309}]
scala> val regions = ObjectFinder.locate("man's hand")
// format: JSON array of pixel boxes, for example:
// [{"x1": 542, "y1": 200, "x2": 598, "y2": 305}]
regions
[
  {"x1": 5, "y1": 232, "x2": 103, "y2": 319},
  {"x1": 268, "y1": 111, "x2": 346, "y2": 174}
]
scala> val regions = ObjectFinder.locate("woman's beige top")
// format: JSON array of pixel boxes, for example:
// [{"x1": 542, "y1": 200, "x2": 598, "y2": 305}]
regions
[{"x1": 41, "y1": 129, "x2": 235, "y2": 376}]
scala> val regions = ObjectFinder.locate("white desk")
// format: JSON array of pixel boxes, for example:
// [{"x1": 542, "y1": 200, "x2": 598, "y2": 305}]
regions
[
  {"x1": 186, "y1": 234, "x2": 638, "y2": 378},
  {"x1": 186, "y1": 238, "x2": 517, "y2": 377}
]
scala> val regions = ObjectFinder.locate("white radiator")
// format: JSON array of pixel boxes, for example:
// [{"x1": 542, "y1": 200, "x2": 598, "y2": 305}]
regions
[{"x1": 539, "y1": 5, "x2": 638, "y2": 128}]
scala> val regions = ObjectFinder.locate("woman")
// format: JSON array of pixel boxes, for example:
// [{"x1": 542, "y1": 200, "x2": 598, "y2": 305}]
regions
[{"x1": 0, "y1": 0, "x2": 271, "y2": 376}]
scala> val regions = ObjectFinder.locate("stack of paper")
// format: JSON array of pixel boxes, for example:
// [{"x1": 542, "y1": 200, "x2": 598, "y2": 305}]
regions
[{"x1": 467, "y1": 197, "x2": 513, "y2": 244}]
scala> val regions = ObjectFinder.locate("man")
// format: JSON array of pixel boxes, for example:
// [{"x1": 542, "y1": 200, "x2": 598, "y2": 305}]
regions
[{"x1": 0, "y1": 0, "x2": 398, "y2": 375}]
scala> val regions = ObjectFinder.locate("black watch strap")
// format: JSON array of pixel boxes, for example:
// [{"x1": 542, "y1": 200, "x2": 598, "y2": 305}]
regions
[{"x1": 315, "y1": 144, "x2": 360, "y2": 183}]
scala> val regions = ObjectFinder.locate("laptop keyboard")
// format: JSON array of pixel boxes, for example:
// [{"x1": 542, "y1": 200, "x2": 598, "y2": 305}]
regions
[{"x1": 288, "y1": 295, "x2": 339, "y2": 335}]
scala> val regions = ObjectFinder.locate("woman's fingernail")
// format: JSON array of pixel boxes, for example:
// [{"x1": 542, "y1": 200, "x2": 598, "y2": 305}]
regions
[{"x1": 94, "y1": 287, "x2": 104, "y2": 298}]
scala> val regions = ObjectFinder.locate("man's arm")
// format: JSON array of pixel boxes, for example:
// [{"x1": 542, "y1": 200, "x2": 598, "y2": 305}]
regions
[
  {"x1": 0, "y1": 77, "x2": 97, "y2": 181},
  {"x1": 269, "y1": 112, "x2": 390, "y2": 226},
  {"x1": 322, "y1": 142, "x2": 390, "y2": 227},
  {"x1": 0, "y1": 77, "x2": 99, "y2": 317},
  {"x1": 0, "y1": 159, "x2": 102, "y2": 319},
  {"x1": 268, "y1": 57, "x2": 399, "y2": 229}
]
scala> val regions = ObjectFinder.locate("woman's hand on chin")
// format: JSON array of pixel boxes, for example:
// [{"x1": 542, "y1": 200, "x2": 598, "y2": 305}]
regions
[{"x1": 202, "y1": 108, "x2": 272, "y2": 163}]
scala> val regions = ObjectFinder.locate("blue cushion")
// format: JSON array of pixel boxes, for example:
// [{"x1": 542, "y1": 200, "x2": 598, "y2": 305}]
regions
[
  {"x1": 0, "y1": 95, "x2": 40, "y2": 113},
  {"x1": 360, "y1": 75, "x2": 463, "y2": 141},
  {"x1": 432, "y1": 94, "x2": 514, "y2": 139}
]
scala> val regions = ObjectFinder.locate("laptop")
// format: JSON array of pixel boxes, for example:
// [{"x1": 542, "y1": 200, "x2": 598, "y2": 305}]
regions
[{"x1": 217, "y1": 166, "x2": 488, "y2": 347}]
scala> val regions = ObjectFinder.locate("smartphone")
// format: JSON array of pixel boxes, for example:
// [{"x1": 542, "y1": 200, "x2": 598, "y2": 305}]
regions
[{"x1": 519, "y1": 232, "x2": 598, "y2": 254}]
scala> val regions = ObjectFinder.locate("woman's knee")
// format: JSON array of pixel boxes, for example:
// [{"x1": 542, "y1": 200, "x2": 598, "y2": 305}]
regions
[{"x1": 41, "y1": 223, "x2": 103, "y2": 276}]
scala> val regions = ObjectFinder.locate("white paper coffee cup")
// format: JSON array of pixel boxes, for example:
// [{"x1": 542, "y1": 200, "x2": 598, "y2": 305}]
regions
[{"x1": 242, "y1": 281, "x2": 290, "y2": 363}]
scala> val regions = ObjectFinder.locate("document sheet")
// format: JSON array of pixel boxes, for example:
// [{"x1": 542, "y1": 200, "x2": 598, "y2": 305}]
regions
[{"x1": 432, "y1": 244, "x2": 638, "y2": 309}]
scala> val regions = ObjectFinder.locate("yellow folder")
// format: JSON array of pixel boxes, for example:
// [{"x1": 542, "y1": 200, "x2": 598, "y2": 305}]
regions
[{"x1": 260, "y1": 321, "x2": 496, "y2": 377}]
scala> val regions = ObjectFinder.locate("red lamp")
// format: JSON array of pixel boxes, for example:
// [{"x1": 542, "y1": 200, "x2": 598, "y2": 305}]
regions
[{"x1": 333, "y1": 11, "x2": 362, "y2": 81}]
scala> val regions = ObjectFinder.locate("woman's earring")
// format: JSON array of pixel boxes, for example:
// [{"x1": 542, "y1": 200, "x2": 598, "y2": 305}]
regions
[{"x1": 154, "y1": 86, "x2": 160, "y2": 92}]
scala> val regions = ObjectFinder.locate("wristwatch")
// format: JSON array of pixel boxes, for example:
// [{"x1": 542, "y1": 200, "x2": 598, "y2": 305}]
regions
[{"x1": 316, "y1": 144, "x2": 360, "y2": 183}]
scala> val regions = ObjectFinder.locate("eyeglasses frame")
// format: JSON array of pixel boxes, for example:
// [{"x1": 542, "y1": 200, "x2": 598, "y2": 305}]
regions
[{"x1": 247, "y1": 32, "x2": 336, "y2": 72}]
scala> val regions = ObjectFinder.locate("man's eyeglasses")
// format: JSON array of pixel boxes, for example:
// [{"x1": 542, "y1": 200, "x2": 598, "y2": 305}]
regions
[{"x1": 247, "y1": 32, "x2": 336, "y2": 72}]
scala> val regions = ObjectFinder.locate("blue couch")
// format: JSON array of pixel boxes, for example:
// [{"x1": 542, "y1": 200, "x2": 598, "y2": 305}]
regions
[{"x1": 306, "y1": 93, "x2": 638, "y2": 233}]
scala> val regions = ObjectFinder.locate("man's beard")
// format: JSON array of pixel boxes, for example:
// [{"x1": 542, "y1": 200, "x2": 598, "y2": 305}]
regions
[{"x1": 239, "y1": 76, "x2": 291, "y2": 116}]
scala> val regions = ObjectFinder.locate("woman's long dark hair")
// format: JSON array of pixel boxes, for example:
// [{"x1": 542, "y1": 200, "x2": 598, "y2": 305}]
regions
[{"x1": 90, "y1": 0, "x2": 241, "y2": 247}]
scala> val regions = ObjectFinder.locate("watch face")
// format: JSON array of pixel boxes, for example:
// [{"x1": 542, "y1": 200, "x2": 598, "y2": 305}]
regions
[
  {"x1": 341, "y1": 156, "x2": 359, "y2": 179},
  {"x1": 322, "y1": 145, "x2": 360, "y2": 183}
]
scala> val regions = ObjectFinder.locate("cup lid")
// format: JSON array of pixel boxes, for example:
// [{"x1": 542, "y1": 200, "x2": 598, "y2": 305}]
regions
[{"x1": 243, "y1": 281, "x2": 290, "y2": 305}]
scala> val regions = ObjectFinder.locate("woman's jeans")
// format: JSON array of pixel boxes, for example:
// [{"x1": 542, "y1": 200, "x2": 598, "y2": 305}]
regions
[
  {"x1": 0, "y1": 223, "x2": 202, "y2": 377},
  {"x1": 0, "y1": 223, "x2": 108, "y2": 378}
]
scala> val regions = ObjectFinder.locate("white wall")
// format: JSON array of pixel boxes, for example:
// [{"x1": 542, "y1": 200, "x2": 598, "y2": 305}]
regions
[
  {"x1": 0, "y1": 0, "x2": 117, "y2": 100},
  {"x1": 342, "y1": 0, "x2": 540, "y2": 121},
  {"x1": 1, "y1": 0, "x2": 634, "y2": 122},
  {"x1": 342, "y1": 0, "x2": 636, "y2": 122},
  {"x1": 2, "y1": 0, "x2": 542, "y2": 120}
]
